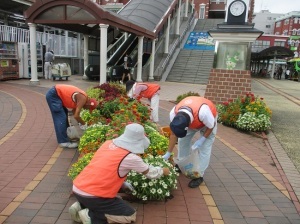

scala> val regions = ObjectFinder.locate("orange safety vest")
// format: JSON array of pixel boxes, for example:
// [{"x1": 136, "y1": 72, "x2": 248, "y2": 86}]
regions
[
  {"x1": 174, "y1": 96, "x2": 217, "y2": 129},
  {"x1": 137, "y1": 83, "x2": 160, "y2": 99},
  {"x1": 73, "y1": 140, "x2": 130, "y2": 198},
  {"x1": 55, "y1": 84, "x2": 87, "y2": 109}
]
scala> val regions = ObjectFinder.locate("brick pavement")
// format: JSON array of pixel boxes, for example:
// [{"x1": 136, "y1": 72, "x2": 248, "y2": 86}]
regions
[{"x1": 0, "y1": 77, "x2": 300, "y2": 223}]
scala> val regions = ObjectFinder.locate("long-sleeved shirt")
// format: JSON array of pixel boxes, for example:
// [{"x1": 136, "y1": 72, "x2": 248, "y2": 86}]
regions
[{"x1": 44, "y1": 51, "x2": 55, "y2": 62}]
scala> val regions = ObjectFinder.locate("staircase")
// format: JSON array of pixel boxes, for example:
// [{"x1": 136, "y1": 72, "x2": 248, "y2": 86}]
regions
[{"x1": 166, "y1": 19, "x2": 224, "y2": 84}]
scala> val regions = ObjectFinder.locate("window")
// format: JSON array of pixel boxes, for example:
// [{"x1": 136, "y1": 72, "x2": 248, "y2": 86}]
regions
[
  {"x1": 266, "y1": 25, "x2": 271, "y2": 28},
  {"x1": 267, "y1": 17, "x2": 272, "y2": 20},
  {"x1": 290, "y1": 40, "x2": 295, "y2": 47},
  {"x1": 251, "y1": 40, "x2": 270, "y2": 52},
  {"x1": 295, "y1": 40, "x2": 299, "y2": 47},
  {"x1": 297, "y1": 29, "x2": 300, "y2": 35},
  {"x1": 283, "y1": 30, "x2": 288, "y2": 35},
  {"x1": 292, "y1": 29, "x2": 297, "y2": 35},
  {"x1": 284, "y1": 19, "x2": 289, "y2": 25},
  {"x1": 274, "y1": 41, "x2": 285, "y2": 47},
  {"x1": 199, "y1": 4, "x2": 205, "y2": 19},
  {"x1": 294, "y1": 17, "x2": 299, "y2": 23},
  {"x1": 276, "y1": 22, "x2": 281, "y2": 27}
]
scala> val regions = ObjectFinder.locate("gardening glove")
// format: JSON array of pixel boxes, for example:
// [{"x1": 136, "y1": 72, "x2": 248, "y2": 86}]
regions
[
  {"x1": 162, "y1": 151, "x2": 171, "y2": 160},
  {"x1": 191, "y1": 136, "x2": 206, "y2": 151},
  {"x1": 79, "y1": 123, "x2": 88, "y2": 131},
  {"x1": 128, "y1": 98, "x2": 135, "y2": 102},
  {"x1": 122, "y1": 182, "x2": 134, "y2": 193}
]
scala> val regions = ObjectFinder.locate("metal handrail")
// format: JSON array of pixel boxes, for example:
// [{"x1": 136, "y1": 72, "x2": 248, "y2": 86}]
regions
[
  {"x1": 160, "y1": 14, "x2": 195, "y2": 73},
  {"x1": 107, "y1": 34, "x2": 126, "y2": 61}
]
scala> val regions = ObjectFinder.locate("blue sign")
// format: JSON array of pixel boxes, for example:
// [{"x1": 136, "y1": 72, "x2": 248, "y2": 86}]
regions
[{"x1": 184, "y1": 32, "x2": 215, "y2": 50}]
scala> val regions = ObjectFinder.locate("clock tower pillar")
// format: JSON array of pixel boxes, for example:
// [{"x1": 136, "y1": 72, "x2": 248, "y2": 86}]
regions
[{"x1": 204, "y1": 0, "x2": 263, "y2": 105}]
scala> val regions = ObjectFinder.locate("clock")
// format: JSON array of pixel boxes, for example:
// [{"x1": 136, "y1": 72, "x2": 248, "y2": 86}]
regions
[{"x1": 229, "y1": 0, "x2": 246, "y2": 17}]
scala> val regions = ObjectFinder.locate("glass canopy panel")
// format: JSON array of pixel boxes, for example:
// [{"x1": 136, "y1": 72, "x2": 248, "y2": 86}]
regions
[
  {"x1": 67, "y1": 6, "x2": 96, "y2": 21},
  {"x1": 37, "y1": 6, "x2": 65, "y2": 20}
]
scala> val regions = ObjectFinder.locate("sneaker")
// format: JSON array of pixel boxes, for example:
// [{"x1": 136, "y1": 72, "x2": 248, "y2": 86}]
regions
[
  {"x1": 78, "y1": 208, "x2": 91, "y2": 224},
  {"x1": 69, "y1": 202, "x2": 82, "y2": 222},
  {"x1": 188, "y1": 177, "x2": 204, "y2": 188},
  {"x1": 59, "y1": 142, "x2": 78, "y2": 148},
  {"x1": 175, "y1": 164, "x2": 181, "y2": 173}
]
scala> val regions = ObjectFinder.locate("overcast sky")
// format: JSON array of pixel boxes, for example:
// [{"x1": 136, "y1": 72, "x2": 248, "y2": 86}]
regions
[{"x1": 254, "y1": 0, "x2": 299, "y2": 14}]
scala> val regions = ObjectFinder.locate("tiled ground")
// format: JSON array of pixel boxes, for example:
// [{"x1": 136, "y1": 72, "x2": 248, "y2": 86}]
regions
[{"x1": 0, "y1": 78, "x2": 299, "y2": 224}]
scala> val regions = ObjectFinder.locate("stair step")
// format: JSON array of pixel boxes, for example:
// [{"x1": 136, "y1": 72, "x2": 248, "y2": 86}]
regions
[{"x1": 164, "y1": 19, "x2": 221, "y2": 84}]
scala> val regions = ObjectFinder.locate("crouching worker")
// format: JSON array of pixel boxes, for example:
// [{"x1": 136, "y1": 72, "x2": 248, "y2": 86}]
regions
[
  {"x1": 126, "y1": 80, "x2": 160, "y2": 123},
  {"x1": 46, "y1": 84, "x2": 98, "y2": 148},
  {"x1": 69, "y1": 123, "x2": 170, "y2": 224}
]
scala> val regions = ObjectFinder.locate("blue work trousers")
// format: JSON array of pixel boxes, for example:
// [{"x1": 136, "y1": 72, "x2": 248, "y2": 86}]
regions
[{"x1": 46, "y1": 87, "x2": 70, "y2": 143}]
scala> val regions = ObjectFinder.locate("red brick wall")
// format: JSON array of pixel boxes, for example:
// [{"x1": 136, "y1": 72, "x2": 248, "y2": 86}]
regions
[{"x1": 204, "y1": 68, "x2": 252, "y2": 105}]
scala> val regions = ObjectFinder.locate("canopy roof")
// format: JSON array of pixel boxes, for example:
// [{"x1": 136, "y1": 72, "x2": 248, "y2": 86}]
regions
[
  {"x1": 251, "y1": 46, "x2": 294, "y2": 60},
  {"x1": 24, "y1": 0, "x2": 177, "y2": 39}
]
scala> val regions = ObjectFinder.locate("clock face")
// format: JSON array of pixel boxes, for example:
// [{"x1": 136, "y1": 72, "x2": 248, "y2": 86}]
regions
[{"x1": 229, "y1": 1, "x2": 245, "y2": 17}]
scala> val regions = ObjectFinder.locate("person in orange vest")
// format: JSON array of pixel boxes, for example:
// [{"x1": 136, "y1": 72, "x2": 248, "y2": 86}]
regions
[
  {"x1": 69, "y1": 123, "x2": 170, "y2": 224},
  {"x1": 162, "y1": 96, "x2": 218, "y2": 188},
  {"x1": 126, "y1": 80, "x2": 160, "y2": 122},
  {"x1": 46, "y1": 84, "x2": 98, "y2": 148}
]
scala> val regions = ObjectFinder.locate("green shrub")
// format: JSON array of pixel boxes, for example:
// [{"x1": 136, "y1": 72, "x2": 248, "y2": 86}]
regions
[
  {"x1": 86, "y1": 87, "x2": 104, "y2": 101},
  {"x1": 175, "y1": 91, "x2": 200, "y2": 104}
]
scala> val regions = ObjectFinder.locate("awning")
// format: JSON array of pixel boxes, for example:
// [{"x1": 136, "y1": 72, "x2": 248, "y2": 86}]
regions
[
  {"x1": 251, "y1": 46, "x2": 294, "y2": 60},
  {"x1": 24, "y1": 0, "x2": 178, "y2": 39}
]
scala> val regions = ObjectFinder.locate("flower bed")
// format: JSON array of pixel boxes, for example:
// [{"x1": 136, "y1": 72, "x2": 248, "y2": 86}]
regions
[
  {"x1": 127, "y1": 155, "x2": 179, "y2": 201},
  {"x1": 217, "y1": 92, "x2": 272, "y2": 132},
  {"x1": 68, "y1": 82, "x2": 177, "y2": 201}
]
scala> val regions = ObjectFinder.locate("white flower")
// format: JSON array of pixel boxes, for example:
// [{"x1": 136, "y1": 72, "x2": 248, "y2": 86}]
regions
[
  {"x1": 142, "y1": 196, "x2": 147, "y2": 201},
  {"x1": 148, "y1": 182, "x2": 153, "y2": 186},
  {"x1": 133, "y1": 182, "x2": 138, "y2": 186},
  {"x1": 157, "y1": 189, "x2": 163, "y2": 194},
  {"x1": 150, "y1": 188, "x2": 156, "y2": 194},
  {"x1": 142, "y1": 183, "x2": 147, "y2": 188}
]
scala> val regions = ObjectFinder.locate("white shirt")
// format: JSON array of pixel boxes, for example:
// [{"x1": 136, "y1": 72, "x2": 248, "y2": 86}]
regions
[{"x1": 170, "y1": 104, "x2": 216, "y2": 129}]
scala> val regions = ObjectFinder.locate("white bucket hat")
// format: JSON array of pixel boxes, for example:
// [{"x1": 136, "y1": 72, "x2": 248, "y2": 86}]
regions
[{"x1": 113, "y1": 123, "x2": 150, "y2": 154}]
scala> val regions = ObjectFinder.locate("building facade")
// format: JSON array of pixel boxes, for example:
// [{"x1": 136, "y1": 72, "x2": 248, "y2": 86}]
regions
[
  {"x1": 253, "y1": 10, "x2": 283, "y2": 35},
  {"x1": 274, "y1": 11, "x2": 300, "y2": 57}
]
